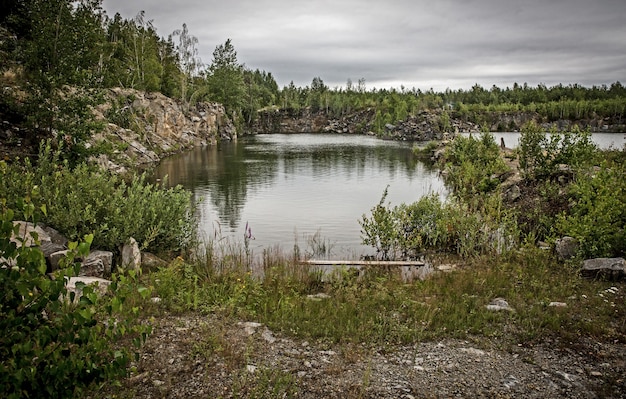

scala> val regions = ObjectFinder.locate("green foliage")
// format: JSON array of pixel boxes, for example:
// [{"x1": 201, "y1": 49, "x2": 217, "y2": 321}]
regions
[
  {"x1": 510, "y1": 123, "x2": 625, "y2": 254},
  {"x1": 205, "y1": 39, "x2": 246, "y2": 118},
  {"x1": 3, "y1": 0, "x2": 107, "y2": 163},
  {"x1": 241, "y1": 69, "x2": 280, "y2": 124},
  {"x1": 360, "y1": 189, "x2": 518, "y2": 259},
  {"x1": 0, "y1": 144, "x2": 196, "y2": 255},
  {"x1": 359, "y1": 188, "x2": 398, "y2": 260},
  {"x1": 557, "y1": 161, "x2": 626, "y2": 258},
  {"x1": 412, "y1": 141, "x2": 440, "y2": 159},
  {"x1": 103, "y1": 93, "x2": 138, "y2": 130},
  {"x1": 147, "y1": 245, "x2": 625, "y2": 348},
  {"x1": 518, "y1": 122, "x2": 597, "y2": 179},
  {"x1": 0, "y1": 202, "x2": 151, "y2": 399},
  {"x1": 442, "y1": 132, "x2": 509, "y2": 200}
]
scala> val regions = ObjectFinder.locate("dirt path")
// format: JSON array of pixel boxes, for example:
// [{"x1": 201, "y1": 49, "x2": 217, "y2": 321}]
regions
[{"x1": 97, "y1": 313, "x2": 625, "y2": 398}]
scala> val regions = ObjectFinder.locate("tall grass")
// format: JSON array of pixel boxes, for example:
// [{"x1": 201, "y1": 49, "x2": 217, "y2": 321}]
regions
[{"x1": 149, "y1": 241, "x2": 625, "y2": 347}]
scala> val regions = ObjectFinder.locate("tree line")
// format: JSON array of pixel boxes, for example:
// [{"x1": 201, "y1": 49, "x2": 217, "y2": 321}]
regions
[
  {"x1": 1, "y1": 0, "x2": 624, "y2": 161},
  {"x1": 0, "y1": 0, "x2": 280, "y2": 161}
]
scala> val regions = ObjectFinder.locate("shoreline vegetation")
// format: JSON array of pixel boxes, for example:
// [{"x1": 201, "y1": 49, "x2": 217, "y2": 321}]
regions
[
  {"x1": 1, "y1": 1, "x2": 625, "y2": 397},
  {"x1": 2, "y1": 124, "x2": 625, "y2": 398}
]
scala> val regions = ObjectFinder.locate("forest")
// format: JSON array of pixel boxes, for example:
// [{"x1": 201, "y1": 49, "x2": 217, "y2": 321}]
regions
[{"x1": 1, "y1": 0, "x2": 625, "y2": 162}]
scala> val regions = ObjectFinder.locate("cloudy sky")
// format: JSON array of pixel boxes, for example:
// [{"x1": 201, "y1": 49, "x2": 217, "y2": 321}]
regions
[{"x1": 101, "y1": 0, "x2": 625, "y2": 92}]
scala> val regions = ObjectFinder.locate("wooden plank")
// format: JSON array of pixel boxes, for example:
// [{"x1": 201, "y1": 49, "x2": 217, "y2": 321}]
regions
[{"x1": 303, "y1": 260, "x2": 425, "y2": 267}]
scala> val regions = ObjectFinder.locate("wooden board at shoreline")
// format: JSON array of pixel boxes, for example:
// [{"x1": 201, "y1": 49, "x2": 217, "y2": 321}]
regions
[{"x1": 303, "y1": 260, "x2": 425, "y2": 267}]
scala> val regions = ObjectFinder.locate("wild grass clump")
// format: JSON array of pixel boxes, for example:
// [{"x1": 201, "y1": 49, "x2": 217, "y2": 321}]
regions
[
  {"x1": 514, "y1": 122, "x2": 625, "y2": 258},
  {"x1": 442, "y1": 131, "x2": 509, "y2": 200},
  {"x1": 518, "y1": 122, "x2": 597, "y2": 180},
  {"x1": 365, "y1": 124, "x2": 625, "y2": 260},
  {"x1": 556, "y1": 160, "x2": 626, "y2": 258},
  {"x1": 412, "y1": 140, "x2": 439, "y2": 158}
]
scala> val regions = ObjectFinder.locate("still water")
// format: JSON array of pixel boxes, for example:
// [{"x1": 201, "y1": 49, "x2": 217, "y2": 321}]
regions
[{"x1": 153, "y1": 134, "x2": 446, "y2": 259}]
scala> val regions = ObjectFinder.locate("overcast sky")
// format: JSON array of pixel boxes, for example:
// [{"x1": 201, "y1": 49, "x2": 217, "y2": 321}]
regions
[{"x1": 101, "y1": 0, "x2": 625, "y2": 92}]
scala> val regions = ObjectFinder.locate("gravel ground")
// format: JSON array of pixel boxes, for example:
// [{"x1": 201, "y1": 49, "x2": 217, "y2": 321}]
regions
[{"x1": 98, "y1": 313, "x2": 626, "y2": 399}]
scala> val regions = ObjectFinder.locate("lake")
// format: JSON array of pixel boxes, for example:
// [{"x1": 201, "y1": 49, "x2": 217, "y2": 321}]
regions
[
  {"x1": 153, "y1": 131, "x2": 624, "y2": 260},
  {"x1": 153, "y1": 134, "x2": 446, "y2": 259}
]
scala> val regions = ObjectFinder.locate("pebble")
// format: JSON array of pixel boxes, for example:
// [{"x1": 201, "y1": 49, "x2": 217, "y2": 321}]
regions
[
  {"x1": 502, "y1": 375, "x2": 519, "y2": 389},
  {"x1": 486, "y1": 298, "x2": 515, "y2": 312},
  {"x1": 261, "y1": 329, "x2": 276, "y2": 344},
  {"x1": 459, "y1": 347, "x2": 485, "y2": 356}
]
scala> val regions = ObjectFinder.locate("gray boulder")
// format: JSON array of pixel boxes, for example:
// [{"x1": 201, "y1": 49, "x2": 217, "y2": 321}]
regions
[
  {"x1": 80, "y1": 250, "x2": 114, "y2": 277},
  {"x1": 66, "y1": 276, "x2": 112, "y2": 300},
  {"x1": 40, "y1": 224, "x2": 68, "y2": 247},
  {"x1": 555, "y1": 236, "x2": 579, "y2": 260},
  {"x1": 121, "y1": 237, "x2": 141, "y2": 272},
  {"x1": 79, "y1": 256, "x2": 105, "y2": 277},
  {"x1": 48, "y1": 250, "x2": 70, "y2": 271},
  {"x1": 11, "y1": 221, "x2": 51, "y2": 247},
  {"x1": 141, "y1": 251, "x2": 168, "y2": 272},
  {"x1": 581, "y1": 258, "x2": 625, "y2": 280},
  {"x1": 486, "y1": 297, "x2": 515, "y2": 312}
]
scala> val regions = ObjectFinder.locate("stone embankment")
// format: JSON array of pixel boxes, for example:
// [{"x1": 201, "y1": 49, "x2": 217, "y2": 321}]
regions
[
  {"x1": 251, "y1": 107, "x2": 481, "y2": 141},
  {"x1": 90, "y1": 88, "x2": 236, "y2": 173},
  {"x1": 250, "y1": 107, "x2": 623, "y2": 142}
]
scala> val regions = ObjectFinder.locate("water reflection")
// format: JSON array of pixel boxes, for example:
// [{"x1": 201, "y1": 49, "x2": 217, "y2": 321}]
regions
[{"x1": 153, "y1": 134, "x2": 445, "y2": 258}]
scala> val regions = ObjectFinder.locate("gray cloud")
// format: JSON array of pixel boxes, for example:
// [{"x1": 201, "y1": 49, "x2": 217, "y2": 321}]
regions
[{"x1": 101, "y1": 0, "x2": 626, "y2": 91}]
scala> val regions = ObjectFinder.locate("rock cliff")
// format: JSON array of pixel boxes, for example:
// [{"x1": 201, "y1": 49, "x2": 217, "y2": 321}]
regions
[
  {"x1": 250, "y1": 107, "x2": 621, "y2": 141},
  {"x1": 251, "y1": 107, "x2": 480, "y2": 141},
  {"x1": 90, "y1": 88, "x2": 236, "y2": 173}
]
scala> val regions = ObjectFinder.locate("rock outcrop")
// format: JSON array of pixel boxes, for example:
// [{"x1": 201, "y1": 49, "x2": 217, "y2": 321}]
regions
[
  {"x1": 251, "y1": 107, "x2": 481, "y2": 141},
  {"x1": 250, "y1": 107, "x2": 623, "y2": 143},
  {"x1": 90, "y1": 88, "x2": 236, "y2": 173},
  {"x1": 581, "y1": 257, "x2": 626, "y2": 280}
]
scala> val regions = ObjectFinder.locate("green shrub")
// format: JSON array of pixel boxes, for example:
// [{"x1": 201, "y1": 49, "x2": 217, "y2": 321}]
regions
[
  {"x1": 557, "y1": 161, "x2": 626, "y2": 258},
  {"x1": 359, "y1": 187, "x2": 399, "y2": 260},
  {"x1": 360, "y1": 190, "x2": 519, "y2": 259},
  {"x1": 0, "y1": 143, "x2": 196, "y2": 255},
  {"x1": 412, "y1": 141, "x2": 439, "y2": 158},
  {"x1": 0, "y1": 202, "x2": 151, "y2": 398},
  {"x1": 442, "y1": 132, "x2": 508, "y2": 200},
  {"x1": 518, "y1": 122, "x2": 597, "y2": 180}
]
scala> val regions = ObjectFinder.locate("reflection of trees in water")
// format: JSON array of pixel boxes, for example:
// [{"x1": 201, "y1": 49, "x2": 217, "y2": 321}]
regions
[
  {"x1": 154, "y1": 141, "x2": 279, "y2": 230},
  {"x1": 208, "y1": 143, "x2": 279, "y2": 229},
  {"x1": 301, "y1": 144, "x2": 419, "y2": 181},
  {"x1": 154, "y1": 135, "x2": 429, "y2": 231}
]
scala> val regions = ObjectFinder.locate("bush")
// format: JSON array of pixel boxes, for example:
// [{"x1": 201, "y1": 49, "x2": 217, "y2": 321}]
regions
[
  {"x1": 442, "y1": 132, "x2": 509, "y2": 200},
  {"x1": 518, "y1": 122, "x2": 597, "y2": 180},
  {"x1": 0, "y1": 202, "x2": 151, "y2": 398},
  {"x1": 0, "y1": 143, "x2": 196, "y2": 255},
  {"x1": 360, "y1": 190, "x2": 519, "y2": 259},
  {"x1": 557, "y1": 161, "x2": 626, "y2": 258}
]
